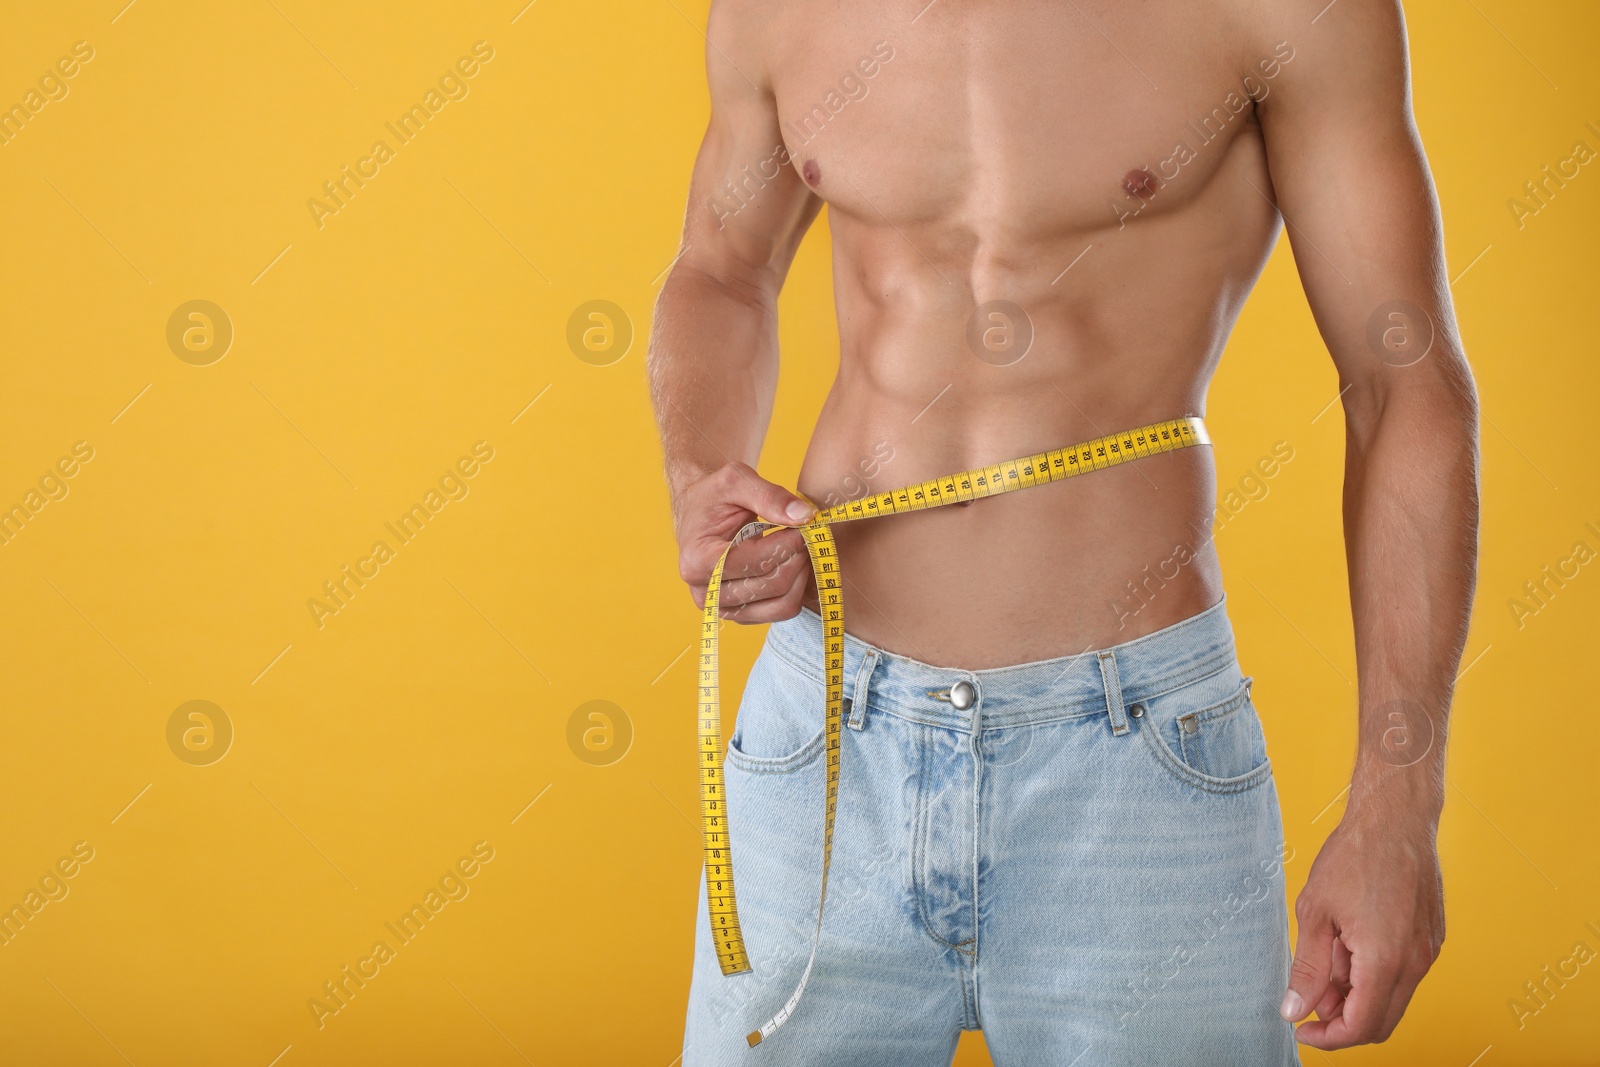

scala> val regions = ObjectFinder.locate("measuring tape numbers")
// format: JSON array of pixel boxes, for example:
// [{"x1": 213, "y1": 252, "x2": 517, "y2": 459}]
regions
[{"x1": 695, "y1": 415, "x2": 1211, "y2": 1048}]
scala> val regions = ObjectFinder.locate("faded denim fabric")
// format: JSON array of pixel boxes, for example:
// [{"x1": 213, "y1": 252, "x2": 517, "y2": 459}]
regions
[{"x1": 684, "y1": 595, "x2": 1300, "y2": 1066}]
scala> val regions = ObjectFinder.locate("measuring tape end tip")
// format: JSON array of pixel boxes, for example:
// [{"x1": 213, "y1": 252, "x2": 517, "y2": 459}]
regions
[{"x1": 746, "y1": 1031, "x2": 763, "y2": 1048}]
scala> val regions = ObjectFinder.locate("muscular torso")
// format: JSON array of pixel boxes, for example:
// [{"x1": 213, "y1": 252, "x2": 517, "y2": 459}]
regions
[{"x1": 761, "y1": 1, "x2": 1288, "y2": 667}]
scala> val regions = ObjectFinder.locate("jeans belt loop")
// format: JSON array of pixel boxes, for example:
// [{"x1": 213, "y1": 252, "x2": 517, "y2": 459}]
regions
[
  {"x1": 1099, "y1": 650, "x2": 1129, "y2": 736},
  {"x1": 848, "y1": 649, "x2": 879, "y2": 731}
]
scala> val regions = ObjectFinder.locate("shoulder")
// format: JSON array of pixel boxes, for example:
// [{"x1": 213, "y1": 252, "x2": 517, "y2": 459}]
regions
[
  {"x1": 1238, "y1": 0, "x2": 1411, "y2": 112},
  {"x1": 706, "y1": 0, "x2": 790, "y2": 93}
]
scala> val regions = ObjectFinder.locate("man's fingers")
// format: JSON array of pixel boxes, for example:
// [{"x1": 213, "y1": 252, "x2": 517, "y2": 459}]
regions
[
  {"x1": 1295, "y1": 983, "x2": 1382, "y2": 1047},
  {"x1": 1282, "y1": 899, "x2": 1337, "y2": 1023},
  {"x1": 680, "y1": 526, "x2": 804, "y2": 591},
  {"x1": 672, "y1": 463, "x2": 817, "y2": 613},
  {"x1": 1371, "y1": 943, "x2": 1429, "y2": 1045},
  {"x1": 1295, "y1": 944, "x2": 1409, "y2": 1049},
  {"x1": 719, "y1": 565, "x2": 809, "y2": 623},
  {"x1": 722, "y1": 528, "x2": 807, "y2": 583},
  {"x1": 719, "y1": 540, "x2": 810, "y2": 613},
  {"x1": 1331, "y1": 936, "x2": 1354, "y2": 990},
  {"x1": 1310, "y1": 981, "x2": 1344, "y2": 1024},
  {"x1": 716, "y1": 462, "x2": 814, "y2": 526},
  {"x1": 1307, "y1": 935, "x2": 1352, "y2": 1022}
]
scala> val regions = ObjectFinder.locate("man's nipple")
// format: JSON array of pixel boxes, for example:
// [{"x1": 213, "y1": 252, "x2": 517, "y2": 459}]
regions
[
  {"x1": 802, "y1": 159, "x2": 821, "y2": 187},
  {"x1": 1122, "y1": 167, "x2": 1160, "y2": 200}
]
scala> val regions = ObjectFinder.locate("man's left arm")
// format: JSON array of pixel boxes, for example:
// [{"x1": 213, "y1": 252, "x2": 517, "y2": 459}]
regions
[{"x1": 1251, "y1": 0, "x2": 1481, "y2": 1049}]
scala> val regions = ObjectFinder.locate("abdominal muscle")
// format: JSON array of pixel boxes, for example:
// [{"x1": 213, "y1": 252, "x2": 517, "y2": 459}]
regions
[
  {"x1": 791, "y1": 220, "x2": 1260, "y2": 670},
  {"x1": 794, "y1": 371, "x2": 1225, "y2": 671}
]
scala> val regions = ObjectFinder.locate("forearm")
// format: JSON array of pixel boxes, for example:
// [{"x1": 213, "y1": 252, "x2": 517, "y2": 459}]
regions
[
  {"x1": 1340, "y1": 358, "x2": 1480, "y2": 830},
  {"x1": 647, "y1": 262, "x2": 781, "y2": 506}
]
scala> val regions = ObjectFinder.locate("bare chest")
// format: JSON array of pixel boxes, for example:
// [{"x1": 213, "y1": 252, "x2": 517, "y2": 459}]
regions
[{"x1": 764, "y1": 0, "x2": 1290, "y2": 233}]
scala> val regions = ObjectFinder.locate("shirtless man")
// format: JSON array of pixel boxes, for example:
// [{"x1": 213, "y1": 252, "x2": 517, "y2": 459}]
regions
[{"x1": 649, "y1": 0, "x2": 1478, "y2": 1062}]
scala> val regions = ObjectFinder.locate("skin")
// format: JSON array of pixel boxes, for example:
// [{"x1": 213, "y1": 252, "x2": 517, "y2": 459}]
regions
[{"x1": 648, "y1": 0, "x2": 1479, "y2": 1050}]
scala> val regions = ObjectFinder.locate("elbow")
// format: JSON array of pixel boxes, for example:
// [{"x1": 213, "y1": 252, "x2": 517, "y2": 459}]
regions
[
  {"x1": 667, "y1": 258, "x2": 781, "y2": 317},
  {"x1": 1433, "y1": 343, "x2": 1481, "y2": 445},
  {"x1": 1341, "y1": 342, "x2": 1479, "y2": 451}
]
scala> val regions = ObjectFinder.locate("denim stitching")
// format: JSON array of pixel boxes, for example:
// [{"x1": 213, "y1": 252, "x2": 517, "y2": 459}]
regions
[
  {"x1": 959, "y1": 955, "x2": 977, "y2": 1029},
  {"x1": 911, "y1": 726, "x2": 971, "y2": 953},
  {"x1": 967, "y1": 723, "x2": 983, "y2": 986},
  {"x1": 1192, "y1": 676, "x2": 1255, "y2": 725},
  {"x1": 768, "y1": 638, "x2": 1238, "y2": 729},
  {"x1": 911, "y1": 724, "x2": 936, "y2": 944},
  {"x1": 723, "y1": 729, "x2": 826, "y2": 775},
  {"x1": 1177, "y1": 679, "x2": 1255, "y2": 770},
  {"x1": 1136, "y1": 710, "x2": 1273, "y2": 794},
  {"x1": 848, "y1": 651, "x2": 878, "y2": 731},
  {"x1": 1129, "y1": 662, "x2": 1244, "y2": 711},
  {"x1": 1099, "y1": 650, "x2": 1128, "y2": 735}
]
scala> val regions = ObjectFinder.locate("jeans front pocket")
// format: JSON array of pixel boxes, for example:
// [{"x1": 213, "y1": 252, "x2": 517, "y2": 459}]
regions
[
  {"x1": 1134, "y1": 668, "x2": 1273, "y2": 794},
  {"x1": 1176, "y1": 678, "x2": 1267, "y2": 780},
  {"x1": 724, "y1": 645, "x2": 827, "y2": 775}
]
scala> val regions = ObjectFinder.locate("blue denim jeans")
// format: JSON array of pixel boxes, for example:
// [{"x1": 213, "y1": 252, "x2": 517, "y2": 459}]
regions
[{"x1": 683, "y1": 595, "x2": 1300, "y2": 1066}]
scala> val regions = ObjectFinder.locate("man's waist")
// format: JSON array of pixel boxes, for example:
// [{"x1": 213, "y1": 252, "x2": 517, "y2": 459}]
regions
[{"x1": 765, "y1": 594, "x2": 1239, "y2": 732}]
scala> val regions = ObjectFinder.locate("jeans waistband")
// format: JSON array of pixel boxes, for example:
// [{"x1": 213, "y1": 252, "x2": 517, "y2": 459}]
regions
[{"x1": 762, "y1": 595, "x2": 1239, "y2": 732}]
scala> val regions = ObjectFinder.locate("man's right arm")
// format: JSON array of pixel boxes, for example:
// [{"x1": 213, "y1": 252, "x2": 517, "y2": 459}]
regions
[{"x1": 648, "y1": 0, "x2": 823, "y2": 622}]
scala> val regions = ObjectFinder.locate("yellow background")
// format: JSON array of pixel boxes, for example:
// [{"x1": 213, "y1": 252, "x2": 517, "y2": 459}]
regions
[{"x1": 0, "y1": 1, "x2": 1595, "y2": 1064}]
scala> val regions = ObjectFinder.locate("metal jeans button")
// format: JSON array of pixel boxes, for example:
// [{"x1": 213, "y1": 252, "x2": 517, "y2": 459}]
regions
[{"x1": 950, "y1": 680, "x2": 977, "y2": 711}]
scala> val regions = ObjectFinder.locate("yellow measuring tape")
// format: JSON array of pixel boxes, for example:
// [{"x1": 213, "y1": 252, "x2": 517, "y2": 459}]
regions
[{"x1": 696, "y1": 415, "x2": 1210, "y2": 1047}]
